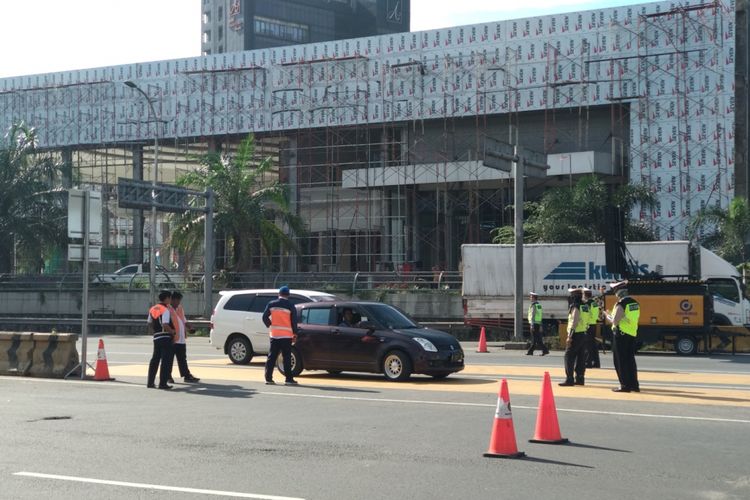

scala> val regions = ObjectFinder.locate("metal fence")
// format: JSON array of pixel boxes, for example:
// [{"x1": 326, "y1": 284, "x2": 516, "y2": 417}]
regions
[{"x1": 0, "y1": 270, "x2": 463, "y2": 295}]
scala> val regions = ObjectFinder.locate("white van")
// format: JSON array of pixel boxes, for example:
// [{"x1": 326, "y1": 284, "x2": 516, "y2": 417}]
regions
[{"x1": 209, "y1": 289, "x2": 338, "y2": 364}]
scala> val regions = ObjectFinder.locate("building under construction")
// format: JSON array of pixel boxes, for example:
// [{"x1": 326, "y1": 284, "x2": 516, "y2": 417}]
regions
[{"x1": 0, "y1": 1, "x2": 745, "y2": 273}]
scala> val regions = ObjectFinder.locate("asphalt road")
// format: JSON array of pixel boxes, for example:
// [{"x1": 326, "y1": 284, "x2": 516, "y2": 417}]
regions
[{"x1": 1, "y1": 335, "x2": 749, "y2": 500}]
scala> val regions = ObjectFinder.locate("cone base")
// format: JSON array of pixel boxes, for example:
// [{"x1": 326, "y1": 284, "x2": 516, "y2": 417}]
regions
[
  {"x1": 483, "y1": 451, "x2": 526, "y2": 459},
  {"x1": 476, "y1": 349, "x2": 489, "y2": 353},
  {"x1": 529, "y1": 437, "x2": 569, "y2": 444}
]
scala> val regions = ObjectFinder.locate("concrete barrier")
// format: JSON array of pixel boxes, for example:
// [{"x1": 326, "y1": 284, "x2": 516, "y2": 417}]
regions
[{"x1": 0, "y1": 332, "x2": 79, "y2": 378}]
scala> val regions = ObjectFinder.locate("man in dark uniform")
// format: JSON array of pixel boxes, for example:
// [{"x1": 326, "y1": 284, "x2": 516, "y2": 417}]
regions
[
  {"x1": 147, "y1": 290, "x2": 176, "y2": 390},
  {"x1": 583, "y1": 288, "x2": 601, "y2": 368},
  {"x1": 559, "y1": 287, "x2": 589, "y2": 387},
  {"x1": 262, "y1": 285, "x2": 299, "y2": 386},
  {"x1": 526, "y1": 292, "x2": 548, "y2": 355},
  {"x1": 605, "y1": 281, "x2": 641, "y2": 392}
]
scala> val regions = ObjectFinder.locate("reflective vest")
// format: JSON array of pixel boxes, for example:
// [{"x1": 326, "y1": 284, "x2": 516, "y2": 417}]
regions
[
  {"x1": 528, "y1": 302, "x2": 543, "y2": 324},
  {"x1": 148, "y1": 303, "x2": 174, "y2": 336},
  {"x1": 568, "y1": 304, "x2": 589, "y2": 333},
  {"x1": 586, "y1": 299, "x2": 600, "y2": 328},
  {"x1": 269, "y1": 307, "x2": 294, "y2": 338},
  {"x1": 614, "y1": 297, "x2": 640, "y2": 337},
  {"x1": 173, "y1": 305, "x2": 187, "y2": 344}
]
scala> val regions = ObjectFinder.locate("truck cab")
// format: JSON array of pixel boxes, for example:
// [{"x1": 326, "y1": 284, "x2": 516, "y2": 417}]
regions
[{"x1": 700, "y1": 248, "x2": 750, "y2": 326}]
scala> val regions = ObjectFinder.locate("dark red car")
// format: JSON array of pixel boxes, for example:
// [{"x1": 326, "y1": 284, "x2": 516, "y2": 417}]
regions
[{"x1": 277, "y1": 301, "x2": 465, "y2": 381}]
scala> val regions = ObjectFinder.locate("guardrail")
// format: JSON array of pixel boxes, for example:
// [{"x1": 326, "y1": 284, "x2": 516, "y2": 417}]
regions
[{"x1": 0, "y1": 271, "x2": 463, "y2": 294}]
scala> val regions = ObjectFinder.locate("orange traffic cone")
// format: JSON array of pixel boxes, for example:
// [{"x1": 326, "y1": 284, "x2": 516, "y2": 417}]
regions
[
  {"x1": 529, "y1": 371, "x2": 568, "y2": 444},
  {"x1": 484, "y1": 379, "x2": 525, "y2": 458},
  {"x1": 476, "y1": 326, "x2": 489, "y2": 353},
  {"x1": 94, "y1": 338, "x2": 114, "y2": 381}
]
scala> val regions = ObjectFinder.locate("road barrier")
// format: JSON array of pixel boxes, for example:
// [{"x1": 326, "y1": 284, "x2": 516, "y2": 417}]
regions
[{"x1": 0, "y1": 332, "x2": 79, "y2": 378}]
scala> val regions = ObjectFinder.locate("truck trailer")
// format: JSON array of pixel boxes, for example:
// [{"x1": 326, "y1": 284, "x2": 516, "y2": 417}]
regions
[{"x1": 462, "y1": 241, "x2": 750, "y2": 352}]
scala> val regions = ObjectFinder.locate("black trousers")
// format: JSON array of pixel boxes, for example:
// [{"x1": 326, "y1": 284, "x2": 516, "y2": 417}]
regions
[
  {"x1": 172, "y1": 343, "x2": 191, "y2": 378},
  {"x1": 586, "y1": 327, "x2": 601, "y2": 367},
  {"x1": 265, "y1": 337, "x2": 294, "y2": 382},
  {"x1": 612, "y1": 330, "x2": 639, "y2": 390},
  {"x1": 148, "y1": 336, "x2": 174, "y2": 387},
  {"x1": 564, "y1": 333, "x2": 588, "y2": 383},
  {"x1": 527, "y1": 324, "x2": 548, "y2": 354}
]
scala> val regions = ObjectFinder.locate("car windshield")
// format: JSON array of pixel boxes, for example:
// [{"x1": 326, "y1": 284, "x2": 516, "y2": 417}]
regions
[{"x1": 364, "y1": 304, "x2": 419, "y2": 329}]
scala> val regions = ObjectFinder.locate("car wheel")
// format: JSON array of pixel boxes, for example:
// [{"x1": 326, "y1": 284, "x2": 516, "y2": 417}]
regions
[
  {"x1": 382, "y1": 350, "x2": 412, "y2": 382},
  {"x1": 227, "y1": 336, "x2": 253, "y2": 365},
  {"x1": 326, "y1": 370, "x2": 342, "y2": 376},
  {"x1": 674, "y1": 336, "x2": 698, "y2": 355},
  {"x1": 276, "y1": 347, "x2": 304, "y2": 377},
  {"x1": 431, "y1": 373, "x2": 450, "y2": 380}
]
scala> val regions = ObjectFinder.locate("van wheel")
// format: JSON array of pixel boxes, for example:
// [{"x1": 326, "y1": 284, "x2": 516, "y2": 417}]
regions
[
  {"x1": 382, "y1": 350, "x2": 412, "y2": 382},
  {"x1": 674, "y1": 336, "x2": 698, "y2": 356},
  {"x1": 276, "y1": 347, "x2": 303, "y2": 377},
  {"x1": 227, "y1": 336, "x2": 252, "y2": 365}
]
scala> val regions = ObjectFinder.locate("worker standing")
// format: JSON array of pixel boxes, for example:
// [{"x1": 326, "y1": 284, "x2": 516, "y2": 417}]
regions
[
  {"x1": 147, "y1": 290, "x2": 176, "y2": 390},
  {"x1": 169, "y1": 291, "x2": 200, "y2": 384},
  {"x1": 559, "y1": 287, "x2": 589, "y2": 387},
  {"x1": 605, "y1": 281, "x2": 641, "y2": 392},
  {"x1": 583, "y1": 288, "x2": 601, "y2": 368},
  {"x1": 262, "y1": 285, "x2": 299, "y2": 386},
  {"x1": 526, "y1": 292, "x2": 548, "y2": 356}
]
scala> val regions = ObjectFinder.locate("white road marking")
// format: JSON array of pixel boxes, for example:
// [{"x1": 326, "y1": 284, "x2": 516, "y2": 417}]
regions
[
  {"x1": 262, "y1": 391, "x2": 750, "y2": 424},
  {"x1": 3, "y1": 376, "x2": 748, "y2": 424},
  {"x1": 13, "y1": 472, "x2": 304, "y2": 500}
]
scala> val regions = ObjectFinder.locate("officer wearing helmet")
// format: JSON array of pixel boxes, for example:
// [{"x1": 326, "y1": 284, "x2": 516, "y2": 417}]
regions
[
  {"x1": 605, "y1": 280, "x2": 641, "y2": 392},
  {"x1": 559, "y1": 287, "x2": 589, "y2": 387}
]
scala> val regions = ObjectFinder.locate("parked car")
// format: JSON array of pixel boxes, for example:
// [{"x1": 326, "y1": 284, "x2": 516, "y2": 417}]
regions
[
  {"x1": 277, "y1": 301, "x2": 465, "y2": 381},
  {"x1": 92, "y1": 263, "x2": 181, "y2": 286},
  {"x1": 209, "y1": 289, "x2": 338, "y2": 364}
]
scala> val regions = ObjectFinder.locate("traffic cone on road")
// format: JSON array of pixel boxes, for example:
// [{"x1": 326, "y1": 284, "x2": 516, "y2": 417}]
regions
[
  {"x1": 483, "y1": 379, "x2": 525, "y2": 458},
  {"x1": 94, "y1": 338, "x2": 114, "y2": 381},
  {"x1": 529, "y1": 371, "x2": 568, "y2": 444},
  {"x1": 477, "y1": 327, "x2": 489, "y2": 353}
]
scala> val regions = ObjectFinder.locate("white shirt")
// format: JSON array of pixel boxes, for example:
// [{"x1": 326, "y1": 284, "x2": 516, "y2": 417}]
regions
[{"x1": 172, "y1": 307, "x2": 186, "y2": 344}]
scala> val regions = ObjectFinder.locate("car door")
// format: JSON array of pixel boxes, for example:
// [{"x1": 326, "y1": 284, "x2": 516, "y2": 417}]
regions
[
  {"x1": 245, "y1": 294, "x2": 276, "y2": 354},
  {"x1": 329, "y1": 306, "x2": 381, "y2": 370},
  {"x1": 297, "y1": 305, "x2": 336, "y2": 367}
]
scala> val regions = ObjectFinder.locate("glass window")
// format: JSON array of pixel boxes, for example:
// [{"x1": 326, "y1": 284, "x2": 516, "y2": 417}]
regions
[
  {"x1": 249, "y1": 295, "x2": 275, "y2": 313},
  {"x1": 203, "y1": 12, "x2": 210, "y2": 24},
  {"x1": 218, "y1": 26, "x2": 223, "y2": 40},
  {"x1": 218, "y1": 5, "x2": 223, "y2": 21},
  {"x1": 707, "y1": 279, "x2": 740, "y2": 303},
  {"x1": 224, "y1": 294, "x2": 254, "y2": 311},
  {"x1": 203, "y1": 31, "x2": 211, "y2": 43},
  {"x1": 364, "y1": 304, "x2": 419, "y2": 329},
  {"x1": 119, "y1": 265, "x2": 138, "y2": 275},
  {"x1": 300, "y1": 307, "x2": 332, "y2": 325}
]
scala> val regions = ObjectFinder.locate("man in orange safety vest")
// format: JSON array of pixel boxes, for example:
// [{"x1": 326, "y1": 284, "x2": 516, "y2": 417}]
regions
[{"x1": 262, "y1": 285, "x2": 298, "y2": 386}]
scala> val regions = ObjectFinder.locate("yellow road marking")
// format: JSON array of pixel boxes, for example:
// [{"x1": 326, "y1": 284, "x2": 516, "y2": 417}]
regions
[{"x1": 110, "y1": 359, "x2": 750, "y2": 408}]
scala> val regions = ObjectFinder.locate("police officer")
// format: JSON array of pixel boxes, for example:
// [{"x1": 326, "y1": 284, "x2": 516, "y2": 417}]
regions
[
  {"x1": 262, "y1": 285, "x2": 299, "y2": 386},
  {"x1": 526, "y1": 292, "x2": 548, "y2": 356},
  {"x1": 605, "y1": 281, "x2": 641, "y2": 392},
  {"x1": 583, "y1": 288, "x2": 601, "y2": 368},
  {"x1": 559, "y1": 287, "x2": 589, "y2": 387},
  {"x1": 147, "y1": 290, "x2": 176, "y2": 390}
]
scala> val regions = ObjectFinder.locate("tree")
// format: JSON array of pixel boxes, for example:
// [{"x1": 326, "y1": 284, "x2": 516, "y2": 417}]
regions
[
  {"x1": 0, "y1": 123, "x2": 66, "y2": 273},
  {"x1": 690, "y1": 197, "x2": 750, "y2": 265},
  {"x1": 166, "y1": 134, "x2": 305, "y2": 272},
  {"x1": 491, "y1": 175, "x2": 656, "y2": 244}
]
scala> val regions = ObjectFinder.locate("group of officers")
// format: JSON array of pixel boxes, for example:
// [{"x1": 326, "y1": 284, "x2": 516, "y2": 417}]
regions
[{"x1": 527, "y1": 280, "x2": 641, "y2": 393}]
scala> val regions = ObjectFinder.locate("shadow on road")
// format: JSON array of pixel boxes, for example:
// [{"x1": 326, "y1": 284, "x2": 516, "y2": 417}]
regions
[
  {"x1": 172, "y1": 382, "x2": 256, "y2": 398},
  {"x1": 300, "y1": 372, "x2": 494, "y2": 385},
  {"x1": 519, "y1": 456, "x2": 595, "y2": 468},
  {"x1": 562, "y1": 442, "x2": 631, "y2": 453},
  {"x1": 642, "y1": 387, "x2": 750, "y2": 404}
]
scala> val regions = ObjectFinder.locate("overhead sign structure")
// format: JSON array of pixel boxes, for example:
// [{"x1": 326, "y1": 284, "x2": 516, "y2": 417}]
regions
[
  {"x1": 68, "y1": 244, "x2": 102, "y2": 263},
  {"x1": 117, "y1": 178, "x2": 207, "y2": 213}
]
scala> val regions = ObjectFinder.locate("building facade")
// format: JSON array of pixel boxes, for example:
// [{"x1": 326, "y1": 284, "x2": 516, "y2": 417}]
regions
[
  {"x1": 1, "y1": 1, "x2": 744, "y2": 272},
  {"x1": 201, "y1": 0, "x2": 410, "y2": 55}
]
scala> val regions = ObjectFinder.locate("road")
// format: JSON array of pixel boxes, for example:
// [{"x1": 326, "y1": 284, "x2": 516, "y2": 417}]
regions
[{"x1": 1, "y1": 335, "x2": 749, "y2": 500}]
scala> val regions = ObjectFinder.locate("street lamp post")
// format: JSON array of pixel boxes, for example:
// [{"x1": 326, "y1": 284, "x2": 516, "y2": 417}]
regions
[{"x1": 124, "y1": 80, "x2": 159, "y2": 305}]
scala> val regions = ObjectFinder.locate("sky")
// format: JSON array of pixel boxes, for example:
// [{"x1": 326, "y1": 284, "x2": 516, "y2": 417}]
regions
[{"x1": 0, "y1": 0, "x2": 655, "y2": 79}]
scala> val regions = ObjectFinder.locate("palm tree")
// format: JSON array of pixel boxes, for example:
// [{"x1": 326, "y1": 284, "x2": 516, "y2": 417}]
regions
[
  {"x1": 0, "y1": 123, "x2": 66, "y2": 273},
  {"x1": 690, "y1": 197, "x2": 750, "y2": 265},
  {"x1": 166, "y1": 134, "x2": 304, "y2": 272},
  {"x1": 491, "y1": 175, "x2": 656, "y2": 244}
]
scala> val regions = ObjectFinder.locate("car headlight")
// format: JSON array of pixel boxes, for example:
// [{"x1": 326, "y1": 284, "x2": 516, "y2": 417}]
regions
[{"x1": 413, "y1": 337, "x2": 437, "y2": 352}]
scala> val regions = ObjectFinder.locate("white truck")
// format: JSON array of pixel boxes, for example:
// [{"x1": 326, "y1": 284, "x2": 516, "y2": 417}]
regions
[{"x1": 462, "y1": 241, "x2": 750, "y2": 338}]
